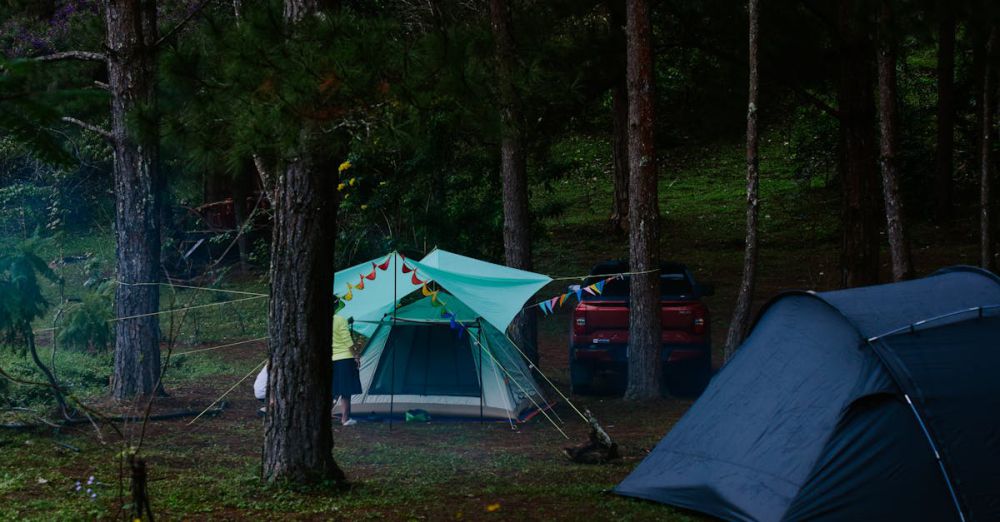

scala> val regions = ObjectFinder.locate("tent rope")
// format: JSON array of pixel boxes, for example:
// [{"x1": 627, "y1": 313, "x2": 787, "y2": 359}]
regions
[
  {"x1": 187, "y1": 358, "x2": 267, "y2": 426},
  {"x1": 173, "y1": 337, "x2": 267, "y2": 357},
  {"x1": 455, "y1": 317, "x2": 567, "y2": 439},
  {"x1": 503, "y1": 332, "x2": 587, "y2": 424}
]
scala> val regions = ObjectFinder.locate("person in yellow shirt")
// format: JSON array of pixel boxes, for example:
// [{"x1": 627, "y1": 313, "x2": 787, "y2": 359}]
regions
[{"x1": 331, "y1": 307, "x2": 362, "y2": 426}]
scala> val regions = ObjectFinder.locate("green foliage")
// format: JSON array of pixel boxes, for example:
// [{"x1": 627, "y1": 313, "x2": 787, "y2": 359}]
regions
[
  {"x1": 56, "y1": 283, "x2": 111, "y2": 352},
  {"x1": 0, "y1": 239, "x2": 59, "y2": 343}
]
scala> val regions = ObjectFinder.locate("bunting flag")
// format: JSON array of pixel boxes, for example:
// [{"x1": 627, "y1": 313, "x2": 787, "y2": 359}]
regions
[
  {"x1": 411, "y1": 270, "x2": 424, "y2": 286},
  {"x1": 594, "y1": 280, "x2": 606, "y2": 294},
  {"x1": 539, "y1": 300, "x2": 552, "y2": 315},
  {"x1": 335, "y1": 299, "x2": 346, "y2": 313},
  {"x1": 583, "y1": 285, "x2": 597, "y2": 296},
  {"x1": 574, "y1": 287, "x2": 583, "y2": 302},
  {"x1": 364, "y1": 265, "x2": 378, "y2": 280},
  {"x1": 343, "y1": 288, "x2": 354, "y2": 301},
  {"x1": 558, "y1": 293, "x2": 568, "y2": 307},
  {"x1": 549, "y1": 296, "x2": 559, "y2": 310},
  {"x1": 421, "y1": 284, "x2": 434, "y2": 297},
  {"x1": 376, "y1": 256, "x2": 392, "y2": 271},
  {"x1": 356, "y1": 274, "x2": 365, "y2": 290},
  {"x1": 402, "y1": 263, "x2": 413, "y2": 274}
]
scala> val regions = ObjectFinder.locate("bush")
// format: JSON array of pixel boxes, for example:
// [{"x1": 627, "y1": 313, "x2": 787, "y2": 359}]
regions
[{"x1": 57, "y1": 286, "x2": 112, "y2": 352}]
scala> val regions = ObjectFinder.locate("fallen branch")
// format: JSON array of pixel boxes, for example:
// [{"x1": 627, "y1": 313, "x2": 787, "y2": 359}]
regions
[
  {"x1": 0, "y1": 403, "x2": 227, "y2": 431},
  {"x1": 563, "y1": 409, "x2": 619, "y2": 464}
]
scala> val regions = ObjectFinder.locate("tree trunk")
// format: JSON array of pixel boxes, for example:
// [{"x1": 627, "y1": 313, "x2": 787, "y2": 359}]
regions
[
  {"x1": 623, "y1": 0, "x2": 660, "y2": 401},
  {"x1": 934, "y1": 0, "x2": 955, "y2": 220},
  {"x1": 609, "y1": 2, "x2": 629, "y2": 234},
  {"x1": 982, "y1": 28, "x2": 998, "y2": 272},
  {"x1": 490, "y1": 0, "x2": 538, "y2": 365},
  {"x1": 262, "y1": 0, "x2": 345, "y2": 485},
  {"x1": 837, "y1": 0, "x2": 880, "y2": 288},
  {"x1": 723, "y1": 0, "x2": 760, "y2": 361},
  {"x1": 876, "y1": 0, "x2": 914, "y2": 282},
  {"x1": 106, "y1": 0, "x2": 164, "y2": 400}
]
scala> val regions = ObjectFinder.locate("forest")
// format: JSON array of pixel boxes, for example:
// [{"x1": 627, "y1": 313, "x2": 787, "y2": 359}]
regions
[{"x1": 0, "y1": 0, "x2": 997, "y2": 520}]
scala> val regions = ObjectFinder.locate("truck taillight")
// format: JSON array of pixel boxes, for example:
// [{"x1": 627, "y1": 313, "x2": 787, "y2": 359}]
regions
[
  {"x1": 692, "y1": 317, "x2": 706, "y2": 335},
  {"x1": 573, "y1": 310, "x2": 587, "y2": 335}
]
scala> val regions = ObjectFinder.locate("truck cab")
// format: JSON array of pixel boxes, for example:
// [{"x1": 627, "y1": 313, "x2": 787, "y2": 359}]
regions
[{"x1": 569, "y1": 260, "x2": 713, "y2": 396}]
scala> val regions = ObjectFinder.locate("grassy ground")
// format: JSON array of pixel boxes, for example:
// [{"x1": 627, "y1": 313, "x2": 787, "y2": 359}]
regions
[{"x1": 0, "y1": 135, "x2": 985, "y2": 520}]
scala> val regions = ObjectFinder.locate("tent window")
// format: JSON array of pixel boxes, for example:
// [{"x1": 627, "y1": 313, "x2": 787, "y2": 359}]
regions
[{"x1": 369, "y1": 324, "x2": 482, "y2": 397}]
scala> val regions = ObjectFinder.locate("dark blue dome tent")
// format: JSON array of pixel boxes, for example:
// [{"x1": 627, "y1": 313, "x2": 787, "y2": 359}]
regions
[{"x1": 614, "y1": 266, "x2": 1000, "y2": 522}]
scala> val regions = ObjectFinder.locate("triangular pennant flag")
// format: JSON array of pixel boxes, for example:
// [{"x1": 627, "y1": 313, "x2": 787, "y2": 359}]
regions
[
  {"x1": 574, "y1": 288, "x2": 583, "y2": 302},
  {"x1": 421, "y1": 284, "x2": 433, "y2": 297},
  {"x1": 411, "y1": 270, "x2": 424, "y2": 285},
  {"x1": 335, "y1": 300, "x2": 346, "y2": 313},
  {"x1": 356, "y1": 274, "x2": 365, "y2": 290},
  {"x1": 430, "y1": 291, "x2": 440, "y2": 304},
  {"x1": 549, "y1": 296, "x2": 559, "y2": 310},
  {"x1": 539, "y1": 301, "x2": 551, "y2": 315},
  {"x1": 583, "y1": 285, "x2": 596, "y2": 296},
  {"x1": 365, "y1": 265, "x2": 378, "y2": 280},
  {"x1": 559, "y1": 293, "x2": 568, "y2": 307},
  {"x1": 402, "y1": 263, "x2": 413, "y2": 274},
  {"x1": 377, "y1": 256, "x2": 391, "y2": 271},
  {"x1": 343, "y1": 288, "x2": 354, "y2": 301},
  {"x1": 595, "y1": 280, "x2": 605, "y2": 294}
]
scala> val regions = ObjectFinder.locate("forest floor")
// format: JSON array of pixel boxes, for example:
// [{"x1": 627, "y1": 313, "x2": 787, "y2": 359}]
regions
[{"x1": 0, "y1": 138, "x2": 986, "y2": 520}]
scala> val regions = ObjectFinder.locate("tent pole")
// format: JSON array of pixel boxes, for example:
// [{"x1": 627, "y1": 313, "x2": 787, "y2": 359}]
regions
[
  {"x1": 478, "y1": 319, "x2": 484, "y2": 426},
  {"x1": 390, "y1": 252, "x2": 398, "y2": 431}
]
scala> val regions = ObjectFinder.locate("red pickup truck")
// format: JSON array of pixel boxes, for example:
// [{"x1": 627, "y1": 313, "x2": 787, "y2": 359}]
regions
[{"x1": 569, "y1": 261, "x2": 713, "y2": 397}]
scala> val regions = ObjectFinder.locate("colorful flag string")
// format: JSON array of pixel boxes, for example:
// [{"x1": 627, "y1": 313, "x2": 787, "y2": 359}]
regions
[{"x1": 533, "y1": 275, "x2": 620, "y2": 316}]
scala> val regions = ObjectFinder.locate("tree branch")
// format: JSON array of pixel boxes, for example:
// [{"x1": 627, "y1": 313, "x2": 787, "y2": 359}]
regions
[
  {"x1": 156, "y1": 0, "x2": 215, "y2": 48},
  {"x1": 62, "y1": 116, "x2": 112, "y2": 140},
  {"x1": 32, "y1": 51, "x2": 106, "y2": 63},
  {"x1": 93, "y1": 80, "x2": 110, "y2": 90}
]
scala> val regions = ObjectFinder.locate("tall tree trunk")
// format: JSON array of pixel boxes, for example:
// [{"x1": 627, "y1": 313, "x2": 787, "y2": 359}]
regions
[
  {"x1": 837, "y1": 0, "x2": 880, "y2": 288},
  {"x1": 262, "y1": 0, "x2": 345, "y2": 485},
  {"x1": 877, "y1": 0, "x2": 914, "y2": 281},
  {"x1": 981, "y1": 28, "x2": 998, "y2": 272},
  {"x1": 609, "y1": 1, "x2": 629, "y2": 234},
  {"x1": 107, "y1": 0, "x2": 164, "y2": 400},
  {"x1": 934, "y1": 0, "x2": 956, "y2": 220},
  {"x1": 623, "y1": 0, "x2": 660, "y2": 401},
  {"x1": 490, "y1": 0, "x2": 538, "y2": 365},
  {"x1": 724, "y1": 0, "x2": 760, "y2": 360}
]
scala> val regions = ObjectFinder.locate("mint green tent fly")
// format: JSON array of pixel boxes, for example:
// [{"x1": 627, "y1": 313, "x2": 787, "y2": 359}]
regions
[
  {"x1": 334, "y1": 250, "x2": 552, "y2": 336},
  {"x1": 333, "y1": 250, "x2": 552, "y2": 421}
]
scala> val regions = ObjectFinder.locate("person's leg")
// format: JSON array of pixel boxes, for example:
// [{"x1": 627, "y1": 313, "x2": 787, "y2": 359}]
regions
[{"x1": 341, "y1": 395, "x2": 351, "y2": 424}]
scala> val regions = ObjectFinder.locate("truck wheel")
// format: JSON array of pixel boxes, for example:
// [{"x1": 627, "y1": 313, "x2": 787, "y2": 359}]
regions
[
  {"x1": 570, "y1": 361, "x2": 593, "y2": 395},
  {"x1": 665, "y1": 354, "x2": 712, "y2": 398}
]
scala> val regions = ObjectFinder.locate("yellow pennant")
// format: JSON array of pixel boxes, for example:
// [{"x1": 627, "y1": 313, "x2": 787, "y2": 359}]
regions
[
  {"x1": 421, "y1": 284, "x2": 434, "y2": 297},
  {"x1": 343, "y1": 288, "x2": 353, "y2": 301}
]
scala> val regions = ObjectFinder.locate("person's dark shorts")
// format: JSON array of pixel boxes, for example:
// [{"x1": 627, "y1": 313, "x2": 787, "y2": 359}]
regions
[{"x1": 331, "y1": 359, "x2": 362, "y2": 397}]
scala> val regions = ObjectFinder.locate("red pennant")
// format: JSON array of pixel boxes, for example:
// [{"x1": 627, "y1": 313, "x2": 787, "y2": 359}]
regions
[
  {"x1": 411, "y1": 270, "x2": 424, "y2": 285},
  {"x1": 402, "y1": 263, "x2": 413, "y2": 274},
  {"x1": 377, "y1": 256, "x2": 391, "y2": 271},
  {"x1": 365, "y1": 264, "x2": 377, "y2": 280},
  {"x1": 356, "y1": 274, "x2": 365, "y2": 290}
]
